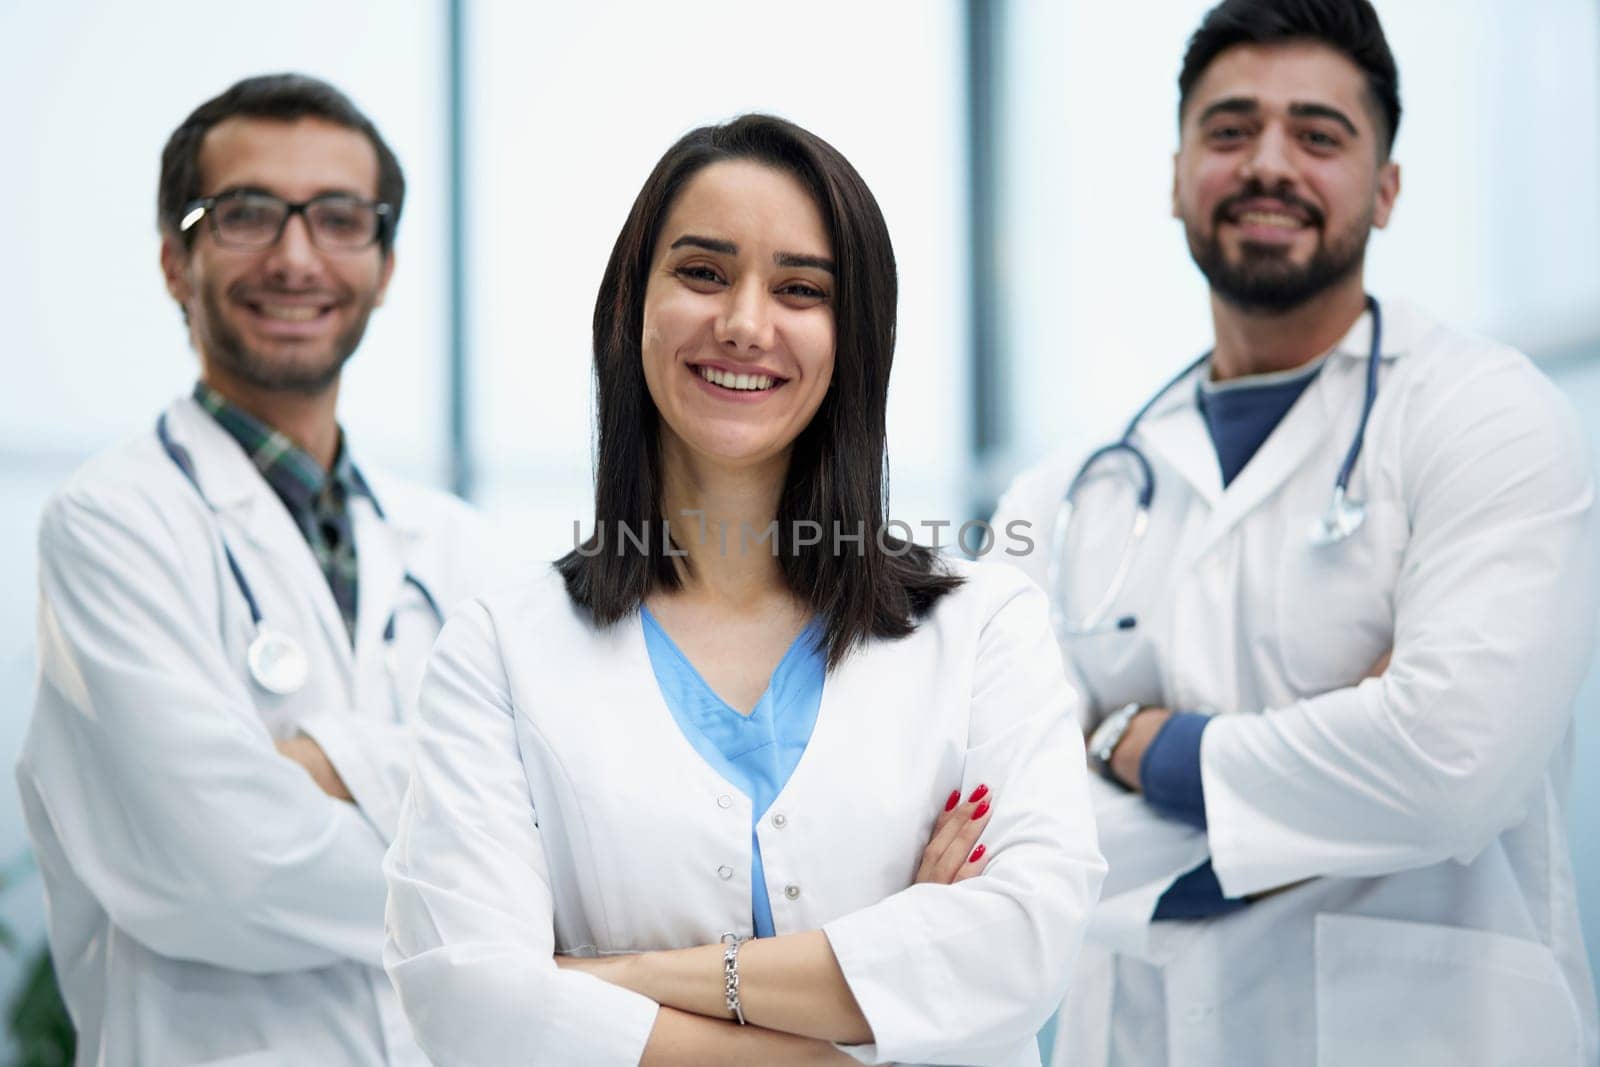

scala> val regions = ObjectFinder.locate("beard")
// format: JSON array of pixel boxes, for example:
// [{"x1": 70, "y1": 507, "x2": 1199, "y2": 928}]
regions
[
  {"x1": 196, "y1": 278, "x2": 377, "y2": 395},
  {"x1": 1186, "y1": 189, "x2": 1372, "y2": 314}
]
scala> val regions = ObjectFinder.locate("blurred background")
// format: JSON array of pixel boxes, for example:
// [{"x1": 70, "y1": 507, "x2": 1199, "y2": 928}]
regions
[{"x1": 1, "y1": 0, "x2": 1597, "y2": 1058}]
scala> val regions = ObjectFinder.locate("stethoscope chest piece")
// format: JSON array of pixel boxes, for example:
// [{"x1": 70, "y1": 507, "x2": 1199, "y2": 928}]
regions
[
  {"x1": 1307, "y1": 484, "x2": 1367, "y2": 547},
  {"x1": 248, "y1": 628, "x2": 310, "y2": 695}
]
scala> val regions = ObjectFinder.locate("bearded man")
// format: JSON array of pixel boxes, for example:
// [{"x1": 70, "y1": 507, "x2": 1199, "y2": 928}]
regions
[{"x1": 993, "y1": 3, "x2": 1599, "y2": 1064}]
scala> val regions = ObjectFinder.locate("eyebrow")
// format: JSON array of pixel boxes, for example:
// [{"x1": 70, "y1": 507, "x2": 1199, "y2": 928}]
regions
[
  {"x1": 200, "y1": 184, "x2": 280, "y2": 201},
  {"x1": 1289, "y1": 102, "x2": 1359, "y2": 136},
  {"x1": 669, "y1": 234, "x2": 835, "y2": 275},
  {"x1": 775, "y1": 252, "x2": 835, "y2": 274},
  {"x1": 1196, "y1": 97, "x2": 1359, "y2": 137},
  {"x1": 209, "y1": 184, "x2": 369, "y2": 201},
  {"x1": 671, "y1": 234, "x2": 737, "y2": 256}
]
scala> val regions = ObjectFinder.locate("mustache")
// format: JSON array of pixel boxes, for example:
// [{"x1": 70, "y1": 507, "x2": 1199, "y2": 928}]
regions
[{"x1": 1213, "y1": 185, "x2": 1325, "y2": 229}]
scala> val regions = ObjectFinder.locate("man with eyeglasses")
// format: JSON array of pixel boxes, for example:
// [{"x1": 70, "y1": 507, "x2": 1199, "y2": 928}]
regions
[{"x1": 17, "y1": 74, "x2": 507, "y2": 1065}]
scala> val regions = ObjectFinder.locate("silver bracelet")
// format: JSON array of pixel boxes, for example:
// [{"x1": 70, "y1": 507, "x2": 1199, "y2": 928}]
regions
[{"x1": 721, "y1": 933, "x2": 747, "y2": 1025}]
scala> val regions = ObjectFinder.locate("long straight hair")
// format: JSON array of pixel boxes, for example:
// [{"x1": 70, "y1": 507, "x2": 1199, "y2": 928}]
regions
[{"x1": 556, "y1": 114, "x2": 959, "y2": 667}]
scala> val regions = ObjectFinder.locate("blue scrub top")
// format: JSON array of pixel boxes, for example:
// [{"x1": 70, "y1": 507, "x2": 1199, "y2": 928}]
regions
[
  {"x1": 640, "y1": 608, "x2": 826, "y2": 938},
  {"x1": 1195, "y1": 356, "x2": 1325, "y2": 487}
]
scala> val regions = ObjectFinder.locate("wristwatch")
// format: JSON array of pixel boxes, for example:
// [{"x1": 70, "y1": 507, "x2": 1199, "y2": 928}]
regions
[{"x1": 1087, "y1": 702, "x2": 1143, "y2": 780}]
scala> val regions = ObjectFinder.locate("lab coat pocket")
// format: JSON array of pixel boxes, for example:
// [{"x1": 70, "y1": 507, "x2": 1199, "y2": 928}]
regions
[
  {"x1": 1314, "y1": 913, "x2": 1583, "y2": 1067},
  {"x1": 1275, "y1": 501, "x2": 1404, "y2": 695}
]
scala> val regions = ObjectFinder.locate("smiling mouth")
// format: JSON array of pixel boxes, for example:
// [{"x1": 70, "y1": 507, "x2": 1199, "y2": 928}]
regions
[
  {"x1": 248, "y1": 302, "x2": 333, "y2": 321},
  {"x1": 1232, "y1": 210, "x2": 1309, "y2": 230},
  {"x1": 235, "y1": 289, "x2": 341, "y2": 326},
  {"x1": 1220, "y1": 194, "x2": 1321, "y2": 234},
  {"x1": 693, "y1": 364, "x2": 786, "y2": 393}
]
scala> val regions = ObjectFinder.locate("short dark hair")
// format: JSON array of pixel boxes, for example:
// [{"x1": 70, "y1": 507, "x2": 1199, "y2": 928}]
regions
[
  {"x1": 157, "y1": 73, "x2": 405, "y2": 252},
  {"x1": 1179, "y1": 0, "x2": 1401, "y2": 156},
  {"x1": 556, "y1": 113, "x2": 960, "y2": 668}
]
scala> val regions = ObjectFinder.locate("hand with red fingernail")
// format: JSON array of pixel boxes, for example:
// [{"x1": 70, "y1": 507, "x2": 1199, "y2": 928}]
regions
[{"x1": 914, "y1": 783, "x2": 994, "y2": 885}]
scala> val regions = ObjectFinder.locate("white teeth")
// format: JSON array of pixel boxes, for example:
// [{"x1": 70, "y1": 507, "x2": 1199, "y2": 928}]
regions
[
  {"x1": 698, "y1": 366, "x2": 776, "y2": 391},
  {"x1": 1238, "y1": 211, "x2": 1304, "y2": 228},
  {"x1": 257, "y1": 304, "x2": 322, "y2": 321}
]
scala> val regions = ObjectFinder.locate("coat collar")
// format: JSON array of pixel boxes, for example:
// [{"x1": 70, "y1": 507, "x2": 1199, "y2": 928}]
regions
[
  {"x1": 162, "y1": 396, "x2": 273, "y2": 511},
  {"x1": 162, "y1": 395, "x2": 424, "y2": 536},
  {"x1": 1328, "y1": 295, "x2": 1424, "y2": 363}
]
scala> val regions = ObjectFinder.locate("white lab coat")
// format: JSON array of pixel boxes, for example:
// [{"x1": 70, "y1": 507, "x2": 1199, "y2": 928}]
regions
[
  {"x1": 991, "y1": 299, "x2": 1600, "y2": 1067},
  {"x1": 18, "y1": 395, "x2": 509, "y2": 1066},
  {"x1": 383, "y1": 558, "x2": 1107, "y2": 1066}
]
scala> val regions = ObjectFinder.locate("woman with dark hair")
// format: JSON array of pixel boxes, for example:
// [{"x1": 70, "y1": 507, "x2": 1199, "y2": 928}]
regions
[{"x1": 384, "y1": 114, "x2": 1104, "y2": 1065}]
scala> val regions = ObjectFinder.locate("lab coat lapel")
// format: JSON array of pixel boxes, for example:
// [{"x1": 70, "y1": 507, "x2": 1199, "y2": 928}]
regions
[
  {"x1": 349, "y1": 496, "x2": 410, "y2": 695},
  {"x1": 1133, "y1": 371, "x2": 1224, "y2": 511},
  {"x1": 1188, "y1": 370, "x2": 1336, "y2": 559},
  {"x1": 167, "y1": 398, "x2": 354, "y2": 670}
]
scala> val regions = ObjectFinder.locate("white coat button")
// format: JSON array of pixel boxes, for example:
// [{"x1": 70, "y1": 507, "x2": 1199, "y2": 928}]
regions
[
  {"x1": 1183, "y1": 1006, "x2": 1207, "y2": 1024},
  {"x1": 783, "y1": 884, "x2": 801, "y2": 900},
  {"x1": 717, "y1": 865, "x2": 734, "y2": 880},
  {"x1": 771, "y1": 813, "x2": 788, "y2": 828},
  {"x1": 716, "y1": 794, "x2": 733, "y2": 809}
]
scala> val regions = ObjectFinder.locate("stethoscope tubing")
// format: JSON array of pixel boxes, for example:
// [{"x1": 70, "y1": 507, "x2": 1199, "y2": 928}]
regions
[
  {"x1": 1052, "y1": 295, "x2": 1383, "y2": 637},
  {"x1": 1335, "y1": 297, "x2": 1384, "y2": 496},
  {"x1": 155, "y1": 413, "x2": 442, "y2": 690},
  {"x1": 158, "y1": 415, "x2": 267, "y2": 624}
]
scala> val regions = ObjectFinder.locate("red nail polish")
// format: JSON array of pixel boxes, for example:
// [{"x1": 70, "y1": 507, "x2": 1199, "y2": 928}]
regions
[
  {"x1": 944, "y1": 790, "x2": 961, "y2": 812},
  {"x1": 968, "y1": 844, "x2": 986, "y2": 864},
  {"x1": 971, "y1": 800, "x2": 990, "y2": 821},
  {"x1": 967, "y1": 784, "x2": 989, "y2": 804}
]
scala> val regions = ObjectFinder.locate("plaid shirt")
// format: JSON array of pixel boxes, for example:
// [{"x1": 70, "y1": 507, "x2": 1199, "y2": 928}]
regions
[{"x1": 194, "y1": 381, "x2": 368, "y2": 643}]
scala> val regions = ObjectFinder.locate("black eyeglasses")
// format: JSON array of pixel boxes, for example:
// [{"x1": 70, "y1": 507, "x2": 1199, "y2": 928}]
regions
[{"x1": 179, "y1": 190, "x2": 392, "y2": 252}]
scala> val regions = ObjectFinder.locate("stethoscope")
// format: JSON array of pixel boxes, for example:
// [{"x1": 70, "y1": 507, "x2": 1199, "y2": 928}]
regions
[
  {"x1": 1048, "y1": 294, "x2": 1383, "y2": 639},
  {"x1": 156, "y1": 414, "x2": 443, "y2": 699}
]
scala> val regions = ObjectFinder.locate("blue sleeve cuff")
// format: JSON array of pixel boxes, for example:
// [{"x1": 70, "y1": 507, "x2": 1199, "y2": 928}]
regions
[
  {"x1": 1139, "y1": 710, "x2": 1211, "y2": 830},
  {"x1": 1153, "y1": 860, "x2": 1250, "y2": 921}
]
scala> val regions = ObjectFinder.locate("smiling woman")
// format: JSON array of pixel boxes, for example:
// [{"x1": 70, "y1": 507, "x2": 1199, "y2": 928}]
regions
[
  {"x1": 382, "y1": 114, "x2": 1106, "y2": 1066},
  {"x1": 566, "y1": 115, "x2": 961, "y2": 667}
]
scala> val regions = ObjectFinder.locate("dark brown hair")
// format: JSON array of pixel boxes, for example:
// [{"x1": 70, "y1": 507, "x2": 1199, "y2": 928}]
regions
[
  {"x1": 1179, "y1": 0, "x2": 1401, "y2": 156},
  {"x1": 556, "y1": 113, "x2": 959, "y2": 667},
  {"x1": 157, "y1": 73, "x2": 405, "y2": 251}
]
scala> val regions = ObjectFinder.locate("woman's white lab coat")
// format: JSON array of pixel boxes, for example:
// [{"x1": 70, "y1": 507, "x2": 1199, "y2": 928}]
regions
[
  {"x1": 17, "y1": 395, "x2": 505, "y2": 1066},
  {"x1": 992, "y1": 299, "x2": 1599, "y2": 1067},
  {"x1": 382, "y1": 558, "x2": 1107, "y2": 1067}
]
